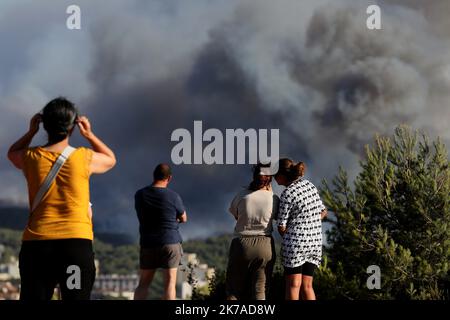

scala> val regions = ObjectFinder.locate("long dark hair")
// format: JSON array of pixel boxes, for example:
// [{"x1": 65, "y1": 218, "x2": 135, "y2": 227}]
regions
[
  {"x1": 42, "y1": 97, "x2": 79, "y2": 144},
  {"x1": 276, "y1": 158, "x2": 306, "y2": 183},
  {"x1": 248, "y1": 163, "x2": 272, "y2": 191}
]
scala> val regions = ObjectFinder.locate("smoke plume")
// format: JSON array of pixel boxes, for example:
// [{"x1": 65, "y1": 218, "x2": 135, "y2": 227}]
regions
[{"x1": 1, "y1": 0, "x2": 449, "y2": 238}]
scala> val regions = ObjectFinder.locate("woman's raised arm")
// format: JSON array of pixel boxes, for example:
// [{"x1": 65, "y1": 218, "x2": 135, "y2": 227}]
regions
[
  {"x1": 77, "y1": 116, "x2": 116, "y2": 174},
  {"x1": 7, "y1": 114, "x2": 41, "y2": 170}
]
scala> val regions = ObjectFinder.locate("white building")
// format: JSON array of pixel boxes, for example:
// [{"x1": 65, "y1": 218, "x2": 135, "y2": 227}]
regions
[
  {"x1": 0, "y1": 281, "x2": 20, "y2": 300},
  {"x1": 0, "y1": 256, "x2": 20, "y2": 281},
  {"x1": 92, "y1": 274, "x2": 139, "y2": 300}
]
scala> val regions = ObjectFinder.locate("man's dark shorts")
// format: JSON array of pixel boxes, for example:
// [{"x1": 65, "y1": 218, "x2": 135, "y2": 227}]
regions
[{"x1": 140, "y1": 243, "x2": 183, "y2": 269}]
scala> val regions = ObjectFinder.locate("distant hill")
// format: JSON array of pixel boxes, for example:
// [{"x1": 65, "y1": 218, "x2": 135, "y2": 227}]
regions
[
  {"x1": 183, "y1": 234, "x2": 233, "y2": 271},
  {"x1": 0, "y1": 227, "x2": 282, "y2": 300},
  {"x1": 95, "y1": 232, "x2": 137, "y2": 246},
  {"x1": 0, "y1": 206, "x2": 28, "y2": 231},
  {"x1": 0, "y1": 227, "x2": 235, "y2": 273},
  {"x1": 0, "y1": 206, "x2": 137, "y2": 246}
]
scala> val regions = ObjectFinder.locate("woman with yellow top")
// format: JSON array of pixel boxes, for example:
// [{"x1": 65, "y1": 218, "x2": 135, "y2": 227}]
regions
[{"x1": 7, "y1": 97, "x2": 116, "y2": 300}]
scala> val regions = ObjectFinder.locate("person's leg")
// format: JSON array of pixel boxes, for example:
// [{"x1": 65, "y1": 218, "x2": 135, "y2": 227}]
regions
[
  {"x1": 135, "y1": 246, "x2": 158, "y2": 300},
  {"x1": 300, "y1": 275, "x2": 316, "y2": 300},
  {"x1": 19, "y1": 241, "x2": 58, "y2": 300},
  {"x1": 284, "y1": 266, "x2": 303, "y2": 300},
  {"x1": 264, "y1": 237, "x2": 276, "y2": 300},
  {"x1": 161, "y1": 243, "x2": 183, "y2": 300},
  {"x1": 285, "y1": 274, "x2": 302, "y2": 300},
  {"x1": 162, "y1": 268, "x2": 178, "y2": 300},
  {"x1": 225, "y1": 238, "x2": 247, "y2": 300},
  {"x1": 251, "y1": 237, "x2": 274, "y2": 300},
  {"x1": 134, "y1": 269, "x2": 156, "y2": 300},
  {"x1": 252, "y1": 263, "x2": 267, "y2": 300},
  {"x1": 58, "y1": 239, "x2": 96, "y2": 300},
  {"x1": 300, "y1": 263, "x2": 317, "y2": 300}
]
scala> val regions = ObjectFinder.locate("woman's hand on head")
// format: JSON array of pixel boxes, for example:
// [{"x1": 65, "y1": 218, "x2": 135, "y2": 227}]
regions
[
  {"x1": 77, "y1": 116, "x2": 94, "y2": 139},
  {"x1": 29, "y1": 113, "x2": 41, "y2": 135}
]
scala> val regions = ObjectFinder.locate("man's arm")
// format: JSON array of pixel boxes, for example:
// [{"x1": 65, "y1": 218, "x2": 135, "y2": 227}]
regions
[
  {"x1": 278, "y1": 225, "x2": 287, "y2": 236},
  {"x1": 175, "y1": 194, "x2": 187, "y2": 223},
  {"x1": 7, "y1": 114, "x2": 41, "y2": 170},
  {"x1": 77, "y1": 116, "x2": 116, "y2": 174},
  {"x1": 320, "y1": 208, "x2": 328, "y2": 220},
  {"x1": 177, "y1": 211, "x2": 188, "y2": 223}
]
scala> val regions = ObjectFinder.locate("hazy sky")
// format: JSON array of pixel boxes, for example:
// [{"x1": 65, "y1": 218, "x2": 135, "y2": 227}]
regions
[{"x1": 1, "y1": 0, "x2": 449, "y2": 239}]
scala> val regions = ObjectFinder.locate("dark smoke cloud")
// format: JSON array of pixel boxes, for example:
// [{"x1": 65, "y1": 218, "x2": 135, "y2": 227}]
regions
[{"x1": 1, "y1": 0, "x2": 449, "y2": 239}]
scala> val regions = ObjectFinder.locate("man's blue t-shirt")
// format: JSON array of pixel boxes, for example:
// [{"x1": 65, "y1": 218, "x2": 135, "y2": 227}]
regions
[{"x1": 135, "y1": 186, "x2": 185, "y2": 248}]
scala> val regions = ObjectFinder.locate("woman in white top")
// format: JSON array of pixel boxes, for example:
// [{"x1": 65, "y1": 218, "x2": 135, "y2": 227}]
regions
[
  {"x1": 226, "y1": 164, "x2": 279, "y2": 300},
  {"x1": 274, "y1": 159, "x2": 327, "y2": 300}
]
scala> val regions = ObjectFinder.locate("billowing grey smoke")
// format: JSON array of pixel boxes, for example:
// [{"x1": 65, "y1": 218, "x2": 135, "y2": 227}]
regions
[{"x1": 0, "y1": 0, "x2": 449, "y2": 238}]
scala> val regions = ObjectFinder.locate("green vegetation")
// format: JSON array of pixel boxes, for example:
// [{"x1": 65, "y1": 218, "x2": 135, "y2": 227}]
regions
[
  {"x1": 318, "y1": 126, "x2": 450, "y2": 299},
  {"x1": 0, "y1": 228, "x2": 232, "y2": 299},
  {"x1": 0, "y1": 228, "x2": 22, "y2": 263},
  {"x1": 182, "y1": 234, "x2": 232, "y2": 271},
  {"x1": 0, "y1": 229, "x2": 234, "y2": 274},
  {"x1": 92, "y1": 240, "x2": 139, "y2": 275}
]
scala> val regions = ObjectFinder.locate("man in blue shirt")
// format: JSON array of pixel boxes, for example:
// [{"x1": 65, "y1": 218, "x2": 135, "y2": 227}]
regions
[{"x1": 134, "y1": 163, "x2": 187, "y2": 300}]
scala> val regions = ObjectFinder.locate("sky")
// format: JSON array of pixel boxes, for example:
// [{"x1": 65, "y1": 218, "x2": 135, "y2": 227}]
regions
[{"x1": 1, "y1": 0, "x2": 449, "y2": 239}]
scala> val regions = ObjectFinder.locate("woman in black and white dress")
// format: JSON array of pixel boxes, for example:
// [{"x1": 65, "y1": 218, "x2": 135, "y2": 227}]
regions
[{"x1": 274, "y1": 159, "x2": 327, "y2": 300}]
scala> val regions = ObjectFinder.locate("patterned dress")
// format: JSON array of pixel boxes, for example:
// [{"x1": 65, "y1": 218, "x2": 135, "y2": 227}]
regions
[{"x1": 278, "y1": 179, "x2": 325, "y2": 268}]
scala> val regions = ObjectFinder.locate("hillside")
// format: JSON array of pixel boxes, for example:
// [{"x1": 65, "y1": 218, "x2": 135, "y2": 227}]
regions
[
  {"x1": 0, "y1": 228, "x2": 285, "y2": 299},
  {"x1": 182, "y1": 234, "x2": 233, "y2": 271},
  {"x1": 0, "y1": 206, "x2": 276, "y2": 273},
  {"x1": 0, "y1": 228, "x2": 235, "y2": 273},
  {"x1": 0, "y1": 206, "x2": 28, "y2": 231}
]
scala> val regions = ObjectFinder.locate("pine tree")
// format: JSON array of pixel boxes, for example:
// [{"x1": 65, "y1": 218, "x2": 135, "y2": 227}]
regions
[{"x1": 318, "y1": 126, "x2": 450, "y2": 299}]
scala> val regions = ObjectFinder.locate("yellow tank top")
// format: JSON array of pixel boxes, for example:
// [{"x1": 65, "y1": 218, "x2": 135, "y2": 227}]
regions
[{"x1": 22, "y1": 146, "x2": 94, "y2": 241}]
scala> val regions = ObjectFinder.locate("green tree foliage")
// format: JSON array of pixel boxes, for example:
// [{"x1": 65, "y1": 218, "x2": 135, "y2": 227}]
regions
[
  {"x1": 93, "y1": 241, "x2": 139, "y2": 275},
  {"x1": 203, "y1": 270, "x2": 227, "y2": 301},
  {"x1": 182, "y1": 234, "x2": 233, "y2": 271},
  {"x1": 0, "y1": 228, "x2": 22, "y2": 263},
  {"x1": 320, "y1": 126, "x2": 450, "y2": 299}
]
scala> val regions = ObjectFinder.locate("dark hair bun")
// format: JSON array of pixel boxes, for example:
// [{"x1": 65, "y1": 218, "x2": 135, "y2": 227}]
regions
[
  {"x1": 292, "y1": 162, "x2": 306, "y2": 178},
  {"x1": 277, "y1": 158, "x2": 307, "y2": 182}
]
